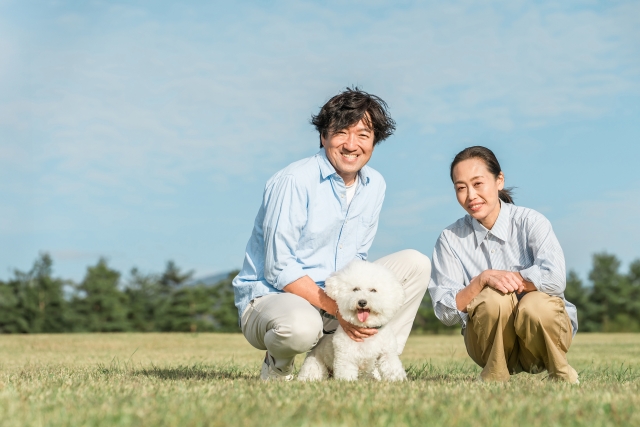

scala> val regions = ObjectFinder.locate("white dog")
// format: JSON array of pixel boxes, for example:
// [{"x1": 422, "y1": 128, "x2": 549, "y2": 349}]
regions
[{"x1": 298, "y1": 260, "x2": 407, "y2": 381}]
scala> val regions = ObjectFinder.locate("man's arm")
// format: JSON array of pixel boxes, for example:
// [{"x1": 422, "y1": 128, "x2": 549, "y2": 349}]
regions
[{"x1": 284, "y1": 276, "x2": 378, "y2": 342}]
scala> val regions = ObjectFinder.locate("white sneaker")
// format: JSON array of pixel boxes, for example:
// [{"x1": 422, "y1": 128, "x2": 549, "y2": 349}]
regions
[{"x1": 260, "y1": 352, "x2": 294, "y2": 381}]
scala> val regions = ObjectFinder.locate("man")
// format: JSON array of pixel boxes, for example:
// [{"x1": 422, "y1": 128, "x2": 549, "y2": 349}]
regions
[{"x1": 232, "y1": 88, "x2": 431, "y2": 380}]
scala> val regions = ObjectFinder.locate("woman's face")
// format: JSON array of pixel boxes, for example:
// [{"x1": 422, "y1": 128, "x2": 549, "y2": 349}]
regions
[{"x1": 452, "y1": 158, "x2": 504, "y2": 229}]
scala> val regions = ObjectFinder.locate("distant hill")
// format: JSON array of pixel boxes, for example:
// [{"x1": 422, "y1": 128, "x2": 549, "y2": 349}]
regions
[{"x1": 186, "y1": 271, "x2": 234, "y2": 287}]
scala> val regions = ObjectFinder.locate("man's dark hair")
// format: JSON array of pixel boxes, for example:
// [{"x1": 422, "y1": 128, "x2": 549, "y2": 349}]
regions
[{"x1": 311, "y1": 87, "x2": 396, "y2": 147}]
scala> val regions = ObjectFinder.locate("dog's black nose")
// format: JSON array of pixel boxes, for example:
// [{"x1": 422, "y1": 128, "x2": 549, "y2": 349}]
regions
[{"x1": 358, "y1": 299, "x2": 367, "y2": 307}]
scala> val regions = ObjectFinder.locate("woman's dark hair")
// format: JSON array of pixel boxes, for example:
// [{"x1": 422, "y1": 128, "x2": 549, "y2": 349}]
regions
[
  {"x1": 311, "y1": 87, "x2": 396, "y2": 147},
  {"x1": 450, "y1": 146, "x2": 515, "y2": 204}
]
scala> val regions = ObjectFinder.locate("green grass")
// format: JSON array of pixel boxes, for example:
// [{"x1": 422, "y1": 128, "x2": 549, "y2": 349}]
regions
[{"x1": 1, "y1": 333, "x2": 639, "y2": 426}]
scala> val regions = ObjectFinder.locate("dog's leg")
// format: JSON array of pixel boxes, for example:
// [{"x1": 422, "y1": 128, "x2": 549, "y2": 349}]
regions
[
  {"x1": 363, "y1": 359, "x2": 381, "y2": 381},
  {"x1": 377, "y1": 351, "x2": 407, "y2": 382},
  {"x1": 333, "y1": 357, "x2": 359, "y2": 381},
  {"x1": 297, "y1": 352, "x2": 329, "y2": 381}
]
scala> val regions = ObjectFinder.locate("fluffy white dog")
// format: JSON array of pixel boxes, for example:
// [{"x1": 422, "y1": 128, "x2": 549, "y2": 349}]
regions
[{"x1": 298, "y1": 260, "x2": 407, "y2": 382}]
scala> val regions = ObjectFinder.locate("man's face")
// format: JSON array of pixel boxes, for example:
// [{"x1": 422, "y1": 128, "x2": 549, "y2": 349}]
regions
[{"x1": 321, "y1": 119, "x2": 374, "y2": 186}]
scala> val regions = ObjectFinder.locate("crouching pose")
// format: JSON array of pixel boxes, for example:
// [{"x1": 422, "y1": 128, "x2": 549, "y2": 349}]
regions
[
  {"x1": 428, "y1": 146, "x2": 579, "y2": 383},
  {"x1": 298, "y1": 261, "x2": 407, "y2": 381},
  {"x1": 232, "y1": 88, "x2": 431, "y2": 381}
]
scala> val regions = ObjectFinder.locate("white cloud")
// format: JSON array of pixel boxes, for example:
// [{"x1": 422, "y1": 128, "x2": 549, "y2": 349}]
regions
[{"x1": 1, "y1": 1, "x2": 638, "y2": 199}]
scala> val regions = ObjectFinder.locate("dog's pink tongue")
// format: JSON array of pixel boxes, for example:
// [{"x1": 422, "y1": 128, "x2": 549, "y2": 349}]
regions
[{"x1": 357, "y1": 309, "x2": 369, "y2": 323}]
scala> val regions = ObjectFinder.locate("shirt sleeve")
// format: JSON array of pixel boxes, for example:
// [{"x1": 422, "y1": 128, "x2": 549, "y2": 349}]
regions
[
  {"x1": 355, "y1": 180, "x2": 386, "y2": 261},
  {"x1": 261, "y1": 174, "x2": 308, "y2": 290},
  {"x1": 519, "y1": 215, "x2": 566, "y2": 297},
  {"x1": 428, "y1": 233, "x2": 468, "y2": 327}
]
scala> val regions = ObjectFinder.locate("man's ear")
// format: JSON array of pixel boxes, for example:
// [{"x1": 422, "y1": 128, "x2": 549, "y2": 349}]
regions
[{"x1": 320, "y1": 134, "x2": 327, "y2": 148}]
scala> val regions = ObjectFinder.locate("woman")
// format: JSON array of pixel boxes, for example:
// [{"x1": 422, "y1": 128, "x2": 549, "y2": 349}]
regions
[{"x1": 428, "y1": 146, "x2": 578, "y2": 383}]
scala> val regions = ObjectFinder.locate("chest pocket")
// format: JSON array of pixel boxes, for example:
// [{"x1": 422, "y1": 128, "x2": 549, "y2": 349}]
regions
[{"x1": 356, "y1": 216, "x2": 375, "y2": 247}]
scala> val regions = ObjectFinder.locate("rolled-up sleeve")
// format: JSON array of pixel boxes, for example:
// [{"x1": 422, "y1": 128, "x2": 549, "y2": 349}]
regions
[
  {"x1": 428, "y1": 233, "x2": 468, "y2": 327},
  {"x1": 519, "y1": 216, "x2": 566, "y2": 297},
  {"x1": 262, "y1": 174, "x2": 308, "y2": 290}
]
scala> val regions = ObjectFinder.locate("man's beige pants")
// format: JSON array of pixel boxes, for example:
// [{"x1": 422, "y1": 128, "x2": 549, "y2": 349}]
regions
[
  {"x1": 241, "y1": 250, "x2": 431, "y2": 374},
  {"x1": 464, "y1": 287, "x2": 578, "y2": 383}
]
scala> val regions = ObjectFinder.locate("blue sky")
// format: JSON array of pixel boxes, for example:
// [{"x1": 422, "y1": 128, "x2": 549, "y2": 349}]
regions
[{"x1": 1, "y1": 0, "x2": 639, "y2": 283}]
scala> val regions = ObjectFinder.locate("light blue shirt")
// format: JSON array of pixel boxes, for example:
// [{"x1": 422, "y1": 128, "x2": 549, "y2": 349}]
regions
[
  {"x1": 232, "y1": 150, "x2": 386, "y2": 318},
  {"x1": 428, "y1": 201, "x2": 578, "y2": 336}
]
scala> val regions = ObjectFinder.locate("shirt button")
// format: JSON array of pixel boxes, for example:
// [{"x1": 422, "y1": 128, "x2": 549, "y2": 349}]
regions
[
  {"x1": 491, "y1": 250, "x2": 495, "y2": 253},
  {"x1": 339, "y1": 245, "x2": 343, "y2": 249},
  {"x1": 340, "y1": 194, "x2": 344, "y2": 198}
]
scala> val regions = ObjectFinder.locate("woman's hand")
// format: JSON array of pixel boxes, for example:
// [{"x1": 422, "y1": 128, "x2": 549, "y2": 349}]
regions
[
  {"x1": 480, "y1": 269, "x2": 524, "y2": 294},
  {"x1": 337, "y1": 310, "x2": 378, "y2": 342}
]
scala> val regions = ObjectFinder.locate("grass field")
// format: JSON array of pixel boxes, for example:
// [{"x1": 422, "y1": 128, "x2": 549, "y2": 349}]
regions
[{"x1": 1, "y1": 333, "x2": 639, "y2": 427}]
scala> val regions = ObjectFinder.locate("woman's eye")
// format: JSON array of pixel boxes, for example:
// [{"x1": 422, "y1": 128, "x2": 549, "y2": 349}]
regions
[
  {"x1": 353, "y1": 287, "x2": 360, "y2": 292},
  {"x1": 369, "y1": 289, "x2": 377, "y2": 293},
  {"x1": 474, "y1": 182, "x2": 482, "y2": 187}
]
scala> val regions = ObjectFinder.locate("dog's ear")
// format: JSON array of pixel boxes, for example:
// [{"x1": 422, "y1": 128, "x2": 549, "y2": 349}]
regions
[{"x1": 324, "y1": 276, "x2": 340, "y2": 301}]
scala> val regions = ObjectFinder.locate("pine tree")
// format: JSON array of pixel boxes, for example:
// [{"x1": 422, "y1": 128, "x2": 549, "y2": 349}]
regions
[
  {"x1": 209, "y1": 271, "x2": 241, "y2": 332},
  {"x1": 70, "y1": 258, "x2": 130, "y2": 332}
]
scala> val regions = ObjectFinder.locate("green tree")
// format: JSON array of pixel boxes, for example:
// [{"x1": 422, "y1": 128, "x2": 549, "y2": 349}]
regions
[
  {"x1": 125, "y1": 268, "x2": 166, "y2": 332},
  {"x1": 162, "y1": 284, "x2": 216, "y2": 332},
  {"x1": 564, "y1": 270, "x2": 597, "y2": 332},
  {"x1": 159, "y1": 261, "x2": 194, "y2": 294},
  {"x1": 209, "y1": 271, "x2": 241, "y2": 332},
  {"x1": 412, "y1": 294, "x2": 458, "y2": 334},
  {"x1": 0, "y1": 254, "x2": 68, "y2": 333},
  {"x1": 587, "y1": 253, "x2": 639, "y2": 332},
  {"x1": 70, "y1": 258, "x2": 130, "y2": 332},
  {"x1": 0, "y1": 278, "x2": 28, "y2": 333}
]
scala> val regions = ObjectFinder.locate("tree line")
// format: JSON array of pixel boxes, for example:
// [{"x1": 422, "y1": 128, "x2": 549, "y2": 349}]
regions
[{"x1": 1, "y1": 252, "x2": 639, "y2": 334}]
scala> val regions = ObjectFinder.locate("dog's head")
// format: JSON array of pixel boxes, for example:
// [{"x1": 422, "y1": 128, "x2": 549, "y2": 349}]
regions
[{"x1": 324, "y1": 260, "x2": 405, "y2": 328}]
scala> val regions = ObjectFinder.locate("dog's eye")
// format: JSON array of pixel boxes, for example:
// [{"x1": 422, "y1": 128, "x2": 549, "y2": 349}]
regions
[
  {"x1": 369, "y1": 289, "x2": 377, "y2": 293},
  {"x1": 352, "y1": 287, "x2": 360, "y2": 292}
]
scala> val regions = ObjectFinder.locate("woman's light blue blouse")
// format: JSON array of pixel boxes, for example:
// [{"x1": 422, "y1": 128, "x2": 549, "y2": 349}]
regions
[{"x1": 428, "y1": 201, "x2": 578, "y2": 336}]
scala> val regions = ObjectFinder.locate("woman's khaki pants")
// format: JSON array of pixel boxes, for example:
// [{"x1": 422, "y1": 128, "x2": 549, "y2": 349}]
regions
[
  {"x1": 464, "y1": 287, "x2": 578, "y2": 383},
  {"x1": 241, "y1": 250, "x2": 431, "y2": 374}
]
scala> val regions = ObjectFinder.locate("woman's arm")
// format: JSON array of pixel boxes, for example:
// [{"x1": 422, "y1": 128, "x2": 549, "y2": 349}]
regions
[{"x1": 455, "y1": 270, "x2": 537, "y2": 312}]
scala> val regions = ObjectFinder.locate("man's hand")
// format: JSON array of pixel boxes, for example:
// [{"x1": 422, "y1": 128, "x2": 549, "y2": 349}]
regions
[
  {"x1": 481, "y1": 270, "x2": 525, "y2": 294},
  {"x1": 337, "y1": 310, "x2": 378, "y2": 342}
]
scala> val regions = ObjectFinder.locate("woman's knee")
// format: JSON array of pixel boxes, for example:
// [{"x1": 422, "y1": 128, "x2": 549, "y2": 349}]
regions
[
  {"x1": 515, "y1": 292, "x2": 565, "y2": 335},
  {"x1": 469, "y1": 287, "x2": 515, "y2": 324}
]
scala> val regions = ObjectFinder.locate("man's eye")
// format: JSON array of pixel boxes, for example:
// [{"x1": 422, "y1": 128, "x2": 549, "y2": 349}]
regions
[
  {"x1": 353, "y1": 287, "x2": 360, "y2": 292},
  {"x1": 474, "y1": 182, "x2": 482, "y2": 187},
  {"x1": 369, "y1": 289, "x2": 377, "y2": 293}
]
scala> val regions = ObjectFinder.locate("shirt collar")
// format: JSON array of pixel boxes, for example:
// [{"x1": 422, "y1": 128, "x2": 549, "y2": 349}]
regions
[
  {"x1": 316, "y1": 149, "x2": 371, "y2": 185},
  {"x1": 472, "y1": 200, "x2": 511, "y2": 247}
]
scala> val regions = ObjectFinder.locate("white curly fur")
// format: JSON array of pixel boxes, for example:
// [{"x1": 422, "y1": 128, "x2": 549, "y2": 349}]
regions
[{"x1": 297, "y1": 260, "x2": 407, "y2": 382}]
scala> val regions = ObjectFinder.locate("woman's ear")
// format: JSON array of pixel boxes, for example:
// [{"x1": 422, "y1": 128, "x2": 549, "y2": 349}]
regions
[{"x1": 497, "y1": 172, "x2": 505, "y2": 190}]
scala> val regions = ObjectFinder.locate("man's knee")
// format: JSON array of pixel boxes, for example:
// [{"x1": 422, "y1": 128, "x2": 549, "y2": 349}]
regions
[
  {"x1": 401, "y1": 249, "x2": 431, "y2": 276},
  {"x1": 469, "y1": 287, "x2": 515, "y2": 324},
  {"x1": 266, "y1": 309, "x2": 324, "y2": 354},
  {"x1": 377, "y1": 249, "x2": 431, "y2": 284}
]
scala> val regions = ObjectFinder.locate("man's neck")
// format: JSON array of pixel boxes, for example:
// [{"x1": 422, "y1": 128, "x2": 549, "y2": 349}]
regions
[{"x1": 340, "y1": 172, "x2": 358, "y2": 186}]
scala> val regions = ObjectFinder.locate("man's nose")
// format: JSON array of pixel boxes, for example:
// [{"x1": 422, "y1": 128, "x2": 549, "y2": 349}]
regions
[{"x1": 344, "y1": 133, "x2": 357, "y2": 150}]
